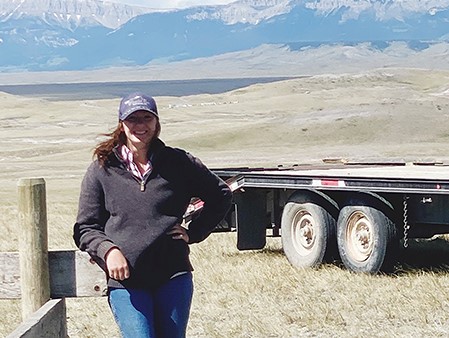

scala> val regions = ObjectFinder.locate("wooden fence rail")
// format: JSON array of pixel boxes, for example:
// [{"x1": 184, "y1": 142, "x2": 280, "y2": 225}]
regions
[
  {"x1": 6, "y1": 299, "x2": 67, "y2": 338},
  {"x1": 0, "y1": 178, "x2": 106, "y2": 338},
  {"x1": 0, "y1": 250, "x2": 107, "y2": 299}
]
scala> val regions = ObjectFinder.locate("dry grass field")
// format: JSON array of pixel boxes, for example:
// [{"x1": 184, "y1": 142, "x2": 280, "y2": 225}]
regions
[{"x1": 1, "y1": 67, "x2": 449, "y2": 337}]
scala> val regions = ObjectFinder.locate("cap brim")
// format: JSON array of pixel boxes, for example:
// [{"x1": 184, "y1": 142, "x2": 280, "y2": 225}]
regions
[{"x1": 120, "y1": 107, "x2": 158, "y2": 120}]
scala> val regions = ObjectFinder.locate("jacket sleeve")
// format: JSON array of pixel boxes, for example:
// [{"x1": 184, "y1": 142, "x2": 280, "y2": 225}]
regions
[
  {"x1": 73, "y1": 163, "x2": 117, "y2": 268},
  {"x1": 183, "y1": 153, "x2": 233, "y2": 244}
]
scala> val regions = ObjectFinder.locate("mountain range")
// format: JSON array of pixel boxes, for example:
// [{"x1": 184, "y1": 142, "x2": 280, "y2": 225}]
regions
[{"x1": 0, "y1": 0, "x2": 448, "y2": 72}]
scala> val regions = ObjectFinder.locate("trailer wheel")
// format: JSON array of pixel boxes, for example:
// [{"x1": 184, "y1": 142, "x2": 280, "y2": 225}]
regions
[
  {"x1": 281, "y1": 192, "x2": 337, "y2": 268},
  {"x1": 337, "y1": 202, "x2": 398, "y2": 273}
]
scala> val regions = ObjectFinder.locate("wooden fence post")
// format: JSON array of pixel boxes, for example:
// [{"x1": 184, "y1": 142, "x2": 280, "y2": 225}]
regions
[{"x1": 17, "y1": 178, "x2": 50, "y2": 320}]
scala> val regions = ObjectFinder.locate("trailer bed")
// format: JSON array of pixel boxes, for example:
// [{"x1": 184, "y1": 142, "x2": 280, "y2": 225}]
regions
[
  {"x1": 244, "y1": 165, "x2": 449, "y2": 179},
  {"x1": 214, "y1": 163, "x2": 449, "y2": 194}
]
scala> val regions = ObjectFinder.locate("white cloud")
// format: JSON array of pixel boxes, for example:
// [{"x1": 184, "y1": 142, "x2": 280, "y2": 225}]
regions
[{"x1": 109, "y1": 0, "x2": 235, "y2": 9}]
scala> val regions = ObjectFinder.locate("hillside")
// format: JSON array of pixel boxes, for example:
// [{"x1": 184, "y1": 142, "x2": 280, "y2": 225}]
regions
[
  {"x1": 0, "y1": 67, "x2": 448, "y2": 208},
  {"x1": 1, "y1": 42, "x2": 449, "y2": 85}
]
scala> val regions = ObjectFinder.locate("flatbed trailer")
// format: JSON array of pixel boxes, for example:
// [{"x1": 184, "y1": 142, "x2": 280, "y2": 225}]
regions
[{"x1": 208, "y1": 162, "x2": 449, "y2": 273}]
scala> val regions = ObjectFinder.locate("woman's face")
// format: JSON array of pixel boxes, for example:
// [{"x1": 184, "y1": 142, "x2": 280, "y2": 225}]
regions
[{"x1": 121, "y1": 110, "x2": 158, "y2": 149}]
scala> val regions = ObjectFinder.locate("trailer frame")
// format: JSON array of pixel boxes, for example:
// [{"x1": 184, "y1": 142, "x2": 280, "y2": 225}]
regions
[{"x1": 209, "y1": 162, "x2": 449, "y2": 273}]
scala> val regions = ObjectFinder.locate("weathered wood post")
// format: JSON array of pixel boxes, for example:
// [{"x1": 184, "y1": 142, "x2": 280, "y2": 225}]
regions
[{"x1": 17, "y1": 178, "x2": 50, "y2": 320}]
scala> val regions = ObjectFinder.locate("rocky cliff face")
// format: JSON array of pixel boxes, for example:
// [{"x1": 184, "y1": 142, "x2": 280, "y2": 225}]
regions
[
  {"x1": 0, "y1": 0, "x2": 156, "y2": 29},
  {"x1": 0, "y1": 0, "x2": 447, "y2": 71}
]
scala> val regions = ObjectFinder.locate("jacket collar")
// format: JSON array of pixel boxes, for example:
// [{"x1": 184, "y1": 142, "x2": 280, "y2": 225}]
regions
[{"x1": 110, "y1": 138, "x2": 166, "y2": 167}]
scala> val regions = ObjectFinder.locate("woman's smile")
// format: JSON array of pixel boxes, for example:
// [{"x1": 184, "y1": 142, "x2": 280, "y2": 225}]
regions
[{"x1": 122, "y1": 110, "x2": 158, "y2": 147}]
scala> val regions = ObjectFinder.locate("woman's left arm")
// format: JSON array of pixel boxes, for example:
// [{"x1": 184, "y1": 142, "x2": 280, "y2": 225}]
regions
[{"x1": 184, "y1": 154, "x2": 233, "y2": 244}]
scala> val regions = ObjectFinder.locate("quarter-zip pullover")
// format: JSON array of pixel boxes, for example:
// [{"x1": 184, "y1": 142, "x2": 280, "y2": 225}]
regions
[{"x1": 73, "y1": 138, "x2": 232, "y2": 290}]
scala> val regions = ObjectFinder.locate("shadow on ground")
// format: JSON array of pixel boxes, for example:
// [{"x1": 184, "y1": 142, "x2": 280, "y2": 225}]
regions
[{"x1": 395, "y1": 238, "x2": 449, "y2": 273}]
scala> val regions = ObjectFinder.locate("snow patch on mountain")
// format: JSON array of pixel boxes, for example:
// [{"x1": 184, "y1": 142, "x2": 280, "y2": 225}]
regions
[
  {"x1": 304, "y1": 0, "x2": 449, "y2": 22},
  {"x1": 187, "y1": 0, "x2": 293, "y2": 24},
  {"x1": 0, "y1": 0, "x2": 448, "y2": 71},
  {"x1": 0, "y1": 0, "x2": 158, "y2": 29}
]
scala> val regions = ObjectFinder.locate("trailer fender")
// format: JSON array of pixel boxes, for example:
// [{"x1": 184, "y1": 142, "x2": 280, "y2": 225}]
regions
[
  {"x1": 281, "y1": 189, "x2": 339, "y2": 269},
  {"x1": 340, "y1": 192, "x2": 396, "y2": 217}
]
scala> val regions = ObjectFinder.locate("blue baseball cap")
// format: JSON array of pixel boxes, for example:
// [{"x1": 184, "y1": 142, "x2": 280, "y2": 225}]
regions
[{"x1": 119, "y1": 92, "x2": 158, "y2": 121}]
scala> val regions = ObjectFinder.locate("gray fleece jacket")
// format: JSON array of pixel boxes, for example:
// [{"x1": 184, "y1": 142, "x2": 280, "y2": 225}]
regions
[{"x1": 73, "y1": 139, "x2": 232, "y2": 290}]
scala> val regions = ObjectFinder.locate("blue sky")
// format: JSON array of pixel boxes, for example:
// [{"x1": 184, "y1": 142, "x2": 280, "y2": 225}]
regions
[{"x1": 111, "y1": 0, "x2": 235, "y2": 8}]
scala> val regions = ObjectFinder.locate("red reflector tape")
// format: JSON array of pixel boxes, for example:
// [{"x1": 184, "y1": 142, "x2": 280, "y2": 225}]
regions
[
  {"x1": 312, "y1": 179, "x2": 345, "y2": 187},
  {"x1": 321, "y1": 180, "x2": 339, "y2": 186}
]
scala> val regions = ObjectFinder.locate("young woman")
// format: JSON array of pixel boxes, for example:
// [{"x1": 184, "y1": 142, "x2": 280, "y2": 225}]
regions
[{"x1": 73, "y1": 92, "x2": 232, "y2": 338}]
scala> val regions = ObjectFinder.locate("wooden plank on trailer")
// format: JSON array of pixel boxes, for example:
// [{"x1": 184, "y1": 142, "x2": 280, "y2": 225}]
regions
[{"x1": 0, "y1": 251, "x2": 107, "y2": 299}]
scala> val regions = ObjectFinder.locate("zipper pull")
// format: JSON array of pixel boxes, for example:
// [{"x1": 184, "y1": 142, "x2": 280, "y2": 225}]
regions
[{"x1": 140, "y1": 180, "x2": 145, "y2": 192}]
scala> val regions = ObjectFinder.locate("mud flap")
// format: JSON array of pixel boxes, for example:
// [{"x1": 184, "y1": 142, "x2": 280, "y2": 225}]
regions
[{"x1": 234, "y1": 189, "x2": 268, "y2": 250}]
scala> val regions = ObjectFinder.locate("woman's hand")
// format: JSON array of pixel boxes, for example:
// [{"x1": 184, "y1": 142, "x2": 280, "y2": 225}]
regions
[
  {"x1": 105, "y1": 247, "x2": 130, "y2": 281},
  {"x1": 167, "y1": 223, "x2": 189, "y2": 243}
]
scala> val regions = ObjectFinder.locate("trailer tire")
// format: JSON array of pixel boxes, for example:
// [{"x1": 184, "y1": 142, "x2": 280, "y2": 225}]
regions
[
  {"x1": 281, "y1": 192, "x2": 337, "y2": 268},
  {"x1": 337, "y1": 200, "x2": 398, "y2": 273}
]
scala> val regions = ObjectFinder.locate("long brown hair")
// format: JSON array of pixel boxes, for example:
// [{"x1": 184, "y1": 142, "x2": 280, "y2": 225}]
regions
[{"x1": 93, "y1": 120, "x2": 161, "y2": 166}]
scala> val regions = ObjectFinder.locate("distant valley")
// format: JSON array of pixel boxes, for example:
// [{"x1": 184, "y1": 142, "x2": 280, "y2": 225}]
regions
[{"x1": 0, "y1": 42, "x2": 448, "y2": 86}]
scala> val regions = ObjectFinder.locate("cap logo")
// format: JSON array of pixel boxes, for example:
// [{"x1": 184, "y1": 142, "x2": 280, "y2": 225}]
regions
[{"x1": 124, "y1": 95, "x2": 150, "y2": 107}]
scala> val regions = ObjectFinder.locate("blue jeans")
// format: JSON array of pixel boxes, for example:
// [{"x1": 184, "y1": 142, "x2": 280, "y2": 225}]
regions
[{"x1": 108, "y1": 272, "x2": 193, "y2": 338}]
